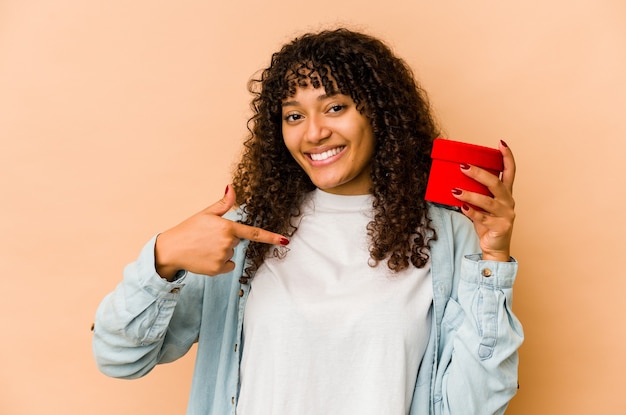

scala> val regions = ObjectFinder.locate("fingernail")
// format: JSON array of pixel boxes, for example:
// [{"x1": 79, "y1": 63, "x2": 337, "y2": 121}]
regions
[
  {"x1": 462, "y1": 203, "x2": 470, "y2": 211},
  {"x1": 500, "y1": 140, "x2": 509, "y2": 148},
  {"x1": 451, "y1": 188, "x2": 462, "y2": 196},
  {"x1": 460, "y1": 163, "x2": 470, "y2": 170},
  {"x1": 280, "y1": 237, "x2": 290, "y2": 246},
  {"x1": 224, "y1": 185, "x2": 229, "y2": 195}
]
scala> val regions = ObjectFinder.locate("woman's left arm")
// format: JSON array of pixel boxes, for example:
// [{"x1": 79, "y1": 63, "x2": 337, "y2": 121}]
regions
[{"x1": 440, "y1": 141, "x2": 523, "y2": 415}]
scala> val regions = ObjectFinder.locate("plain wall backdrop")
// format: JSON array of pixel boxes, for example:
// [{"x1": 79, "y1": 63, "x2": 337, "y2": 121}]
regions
[{"x1": 1, "y1": 0, "x2": 625, "y2": 414}]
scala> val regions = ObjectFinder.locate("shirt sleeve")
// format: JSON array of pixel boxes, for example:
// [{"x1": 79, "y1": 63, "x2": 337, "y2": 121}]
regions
[
  {"x1": 442, "y1": 257, "x2": 523, "y2": 414},
  {"x1": 433, "y1": 209, "x2": 524, "y2": 415},
  {"x1": 92, "y1": 235, "x2": 205, "y2": 379}
]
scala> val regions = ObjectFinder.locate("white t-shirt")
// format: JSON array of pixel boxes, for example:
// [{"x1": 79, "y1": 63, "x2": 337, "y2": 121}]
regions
[{"x1": 237, "y1": 189, "x2": 433, "y2": 415}]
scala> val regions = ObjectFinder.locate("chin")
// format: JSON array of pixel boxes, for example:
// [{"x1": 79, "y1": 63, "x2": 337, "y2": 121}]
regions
[{"x1": 313, "y1": 180, "x2": 345, "y2": 191}]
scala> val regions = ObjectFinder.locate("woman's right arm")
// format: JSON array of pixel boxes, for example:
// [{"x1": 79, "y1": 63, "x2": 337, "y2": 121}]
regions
[
  {"x1": 92, "y1": 236, "x2": 206, "y2": 379},
  {"x1": 92, "y1": 186, "x2": 288, "y2": 378}
]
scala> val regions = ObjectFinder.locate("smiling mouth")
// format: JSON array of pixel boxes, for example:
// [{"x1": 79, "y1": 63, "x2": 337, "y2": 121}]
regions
[{"x1": 308, "y1": 146, "x2": 345, "y2": 161}]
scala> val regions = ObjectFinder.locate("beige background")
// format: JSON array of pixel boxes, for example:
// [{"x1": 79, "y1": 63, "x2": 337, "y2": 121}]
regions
[{"x1": 1, "y1": 0, "x2": 625, "y2": 414}]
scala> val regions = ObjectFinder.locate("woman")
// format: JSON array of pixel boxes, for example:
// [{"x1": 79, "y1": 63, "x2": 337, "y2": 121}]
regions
[{"x1": 93, "y1": 28, "x2": 523, "y2": 415}]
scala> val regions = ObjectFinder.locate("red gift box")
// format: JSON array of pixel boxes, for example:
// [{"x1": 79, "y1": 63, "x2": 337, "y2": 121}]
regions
[{"x1": 425, "y1": 138, "x2": 503, "y2": 207}]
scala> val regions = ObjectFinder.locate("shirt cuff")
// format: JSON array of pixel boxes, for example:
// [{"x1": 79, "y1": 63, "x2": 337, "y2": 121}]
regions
[
  {"x1": 133, "y1": 235, "x2": 188, "y2": 297},
  {"x1": 462, "y1": 254, "x2": 518, "y2": 288}
]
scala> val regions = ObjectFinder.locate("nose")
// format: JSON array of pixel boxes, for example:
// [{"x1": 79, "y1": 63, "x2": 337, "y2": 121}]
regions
[{"x1": 305, "y1": 115, "x2": 331, "y2": 143}]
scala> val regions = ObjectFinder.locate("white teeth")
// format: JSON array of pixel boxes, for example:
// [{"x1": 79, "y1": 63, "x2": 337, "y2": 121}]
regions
[{"x1": 310, "y1": 147, "x2": 344, "y2": 161}]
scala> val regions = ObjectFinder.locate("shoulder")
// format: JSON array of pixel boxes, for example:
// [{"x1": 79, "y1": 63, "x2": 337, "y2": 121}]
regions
[
  {"x1": 427, "y1": 203, "x2": 479, "y2": 256},
  {"x1": 428, "y1": 203, "x2": 472, "y2": 235}
]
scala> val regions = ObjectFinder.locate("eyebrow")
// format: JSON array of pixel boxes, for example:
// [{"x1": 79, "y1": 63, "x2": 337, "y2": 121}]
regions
[{"x1": 281, "y1": 92, "x2": 339, "y2": 108}]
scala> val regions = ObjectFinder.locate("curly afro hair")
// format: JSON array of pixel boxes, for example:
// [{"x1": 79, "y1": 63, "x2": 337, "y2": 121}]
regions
[{"x1": 232, "y1": 28, "x2": 439, "y2": 283}]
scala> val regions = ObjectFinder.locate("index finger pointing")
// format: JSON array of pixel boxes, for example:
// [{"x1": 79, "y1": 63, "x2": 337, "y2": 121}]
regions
[{"x1": 231, "y1": 222, "x2": 289, "y2": 246}]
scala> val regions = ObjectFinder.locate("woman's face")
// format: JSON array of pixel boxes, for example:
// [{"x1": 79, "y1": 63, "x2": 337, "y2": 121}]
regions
[{"x1": 281, "y1": 85, "x2": 375, "y2": 195}]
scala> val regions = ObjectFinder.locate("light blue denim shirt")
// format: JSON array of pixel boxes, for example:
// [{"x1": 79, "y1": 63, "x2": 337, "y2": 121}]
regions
[{"x1": 93, "y1": 205, "x2": 523, "y2": 414}]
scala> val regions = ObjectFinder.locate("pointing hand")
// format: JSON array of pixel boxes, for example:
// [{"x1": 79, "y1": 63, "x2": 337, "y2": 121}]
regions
[{"x1": 155, "y1": 185, "x2": 289, "y2": 280}]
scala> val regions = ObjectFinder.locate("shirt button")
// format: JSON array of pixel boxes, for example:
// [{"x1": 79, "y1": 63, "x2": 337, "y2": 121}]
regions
[
  {"x1": 170, "y1": 287, "x2": 181, "y2": 293},
  {"x1": 231, "y1": 396, "x2": 235, "y2": 405},
  {"x1": 238, "y1": 289, "x2": 244, "y2": 297},
  {"x1": 481, "y1": 268, "x2": 493, "y2": 277}
]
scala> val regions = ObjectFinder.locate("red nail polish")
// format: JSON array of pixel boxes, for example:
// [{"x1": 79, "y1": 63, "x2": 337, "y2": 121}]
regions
[
  {"x1": 500, "y1": 140, "x2": 509, "y2": 148},
  {"x1": 280, "y1": 237, "x2": 289, "y2": 246},
  {"x1": 224, "y1": 185, "x2": 229, "y2": 195},
  {"x1": 460, "y1": 163, "x2": 470, "y2": 170},
  {"x1": 462, "y1": 204, "x2": 470, "y2": 211},
  {"x1": 451, "y1": 188, "x2": 462, "y2": 195}
]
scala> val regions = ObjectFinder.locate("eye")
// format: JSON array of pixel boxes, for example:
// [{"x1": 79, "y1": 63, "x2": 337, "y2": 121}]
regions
[
  {"x1": 284, "y1": 113, "x2": 303, "y2": 123},
  {"x1": 328, "y1": 104, "x2": 346, "y2": 114}
]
